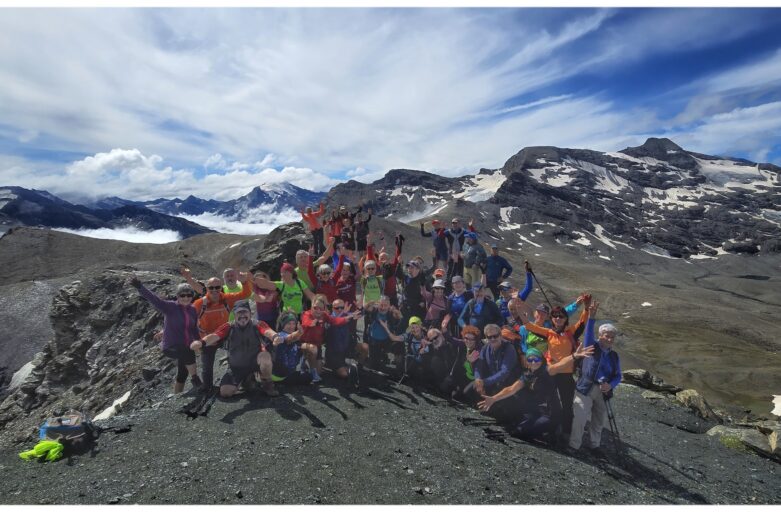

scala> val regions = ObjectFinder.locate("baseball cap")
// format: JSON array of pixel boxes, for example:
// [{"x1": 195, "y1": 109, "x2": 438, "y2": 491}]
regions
[
  {"x1": 408, "y1": 316, "x2": 422, "y2": 327},
  {"x1": 434, "y1": 268, "x2": 445, "y2": 278},
  {"x1": 498, "y1": 281, "x2": 512, "y2": 290},
  {"x1": 407, "y1": 260, "x2": 421, "y2": 269},
  {"x1": 233, "y1": 300, "x2": 251, "y2": 313},
  {"x1": 280, "y1": 262, "x2": 295, "y2": 274},
  {"x1": 535, "y1": 303, "x2": 551, "y2": 313},
  {"x1": 432, "y1": 279, "x2": 446, "y2": 289},
  {"x1": 490, "y1": 243, "x2": 498, "y2": 249},
  {"x1": 451, "y1": 275, "x2": 464, "y2": 284}
]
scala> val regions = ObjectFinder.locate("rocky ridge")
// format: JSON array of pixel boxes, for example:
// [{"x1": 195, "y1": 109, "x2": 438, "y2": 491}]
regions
[{"x1": 326, "y1": 138, "x2": 781, "y2": 259}]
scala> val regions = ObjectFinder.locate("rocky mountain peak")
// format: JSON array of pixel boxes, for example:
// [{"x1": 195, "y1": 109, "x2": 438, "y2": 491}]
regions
[{"x1": 620, "y1": 137, "x2": 697, "y2": 170}]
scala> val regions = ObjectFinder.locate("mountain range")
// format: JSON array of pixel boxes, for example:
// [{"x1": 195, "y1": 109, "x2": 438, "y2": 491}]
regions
[
  {"x1": 327, "y1": 138, "x2": 780, "y2": 259},
  {"x1": 2, "y1": 138, "x2": 779, "y2": 260}
]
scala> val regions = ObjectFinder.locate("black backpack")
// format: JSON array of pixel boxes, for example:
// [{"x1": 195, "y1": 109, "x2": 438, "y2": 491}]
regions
[{"x1": 39, "y1": 410, "x2": 97, "y2": 455}]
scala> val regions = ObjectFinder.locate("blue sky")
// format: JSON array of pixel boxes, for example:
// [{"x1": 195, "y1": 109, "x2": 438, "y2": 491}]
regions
[{"x1": 1, "y1": 7, "x2": 780, "y2": 202}]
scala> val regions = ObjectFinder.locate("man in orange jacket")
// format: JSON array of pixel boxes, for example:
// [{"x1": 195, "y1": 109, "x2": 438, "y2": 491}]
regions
[{"x1": 188, "y1": 270, "x2": 253, "y2": 391}]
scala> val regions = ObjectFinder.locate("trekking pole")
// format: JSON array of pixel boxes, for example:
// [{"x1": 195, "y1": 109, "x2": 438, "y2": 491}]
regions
[
  {"x1": 603, "y1": 394, "x2": 623, "y2": 454},
  {"x1": 527, "y1": 263, "x2": 553, "y2": 309}
]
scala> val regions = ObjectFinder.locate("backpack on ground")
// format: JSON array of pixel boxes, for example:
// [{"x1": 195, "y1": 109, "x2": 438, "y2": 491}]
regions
[{"x1": 38, "y1": 410, "x2": 96, "y2": 455}]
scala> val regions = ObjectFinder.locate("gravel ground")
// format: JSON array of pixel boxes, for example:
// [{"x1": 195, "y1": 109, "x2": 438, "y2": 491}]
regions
[{"x1": 2, "y1": 369, "x2": 779, "y2": 505}]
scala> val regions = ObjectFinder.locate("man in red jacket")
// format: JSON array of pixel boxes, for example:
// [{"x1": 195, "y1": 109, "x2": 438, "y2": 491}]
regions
[{"x1": 300, "y1": 294, "x2": 362, "y2": 383}]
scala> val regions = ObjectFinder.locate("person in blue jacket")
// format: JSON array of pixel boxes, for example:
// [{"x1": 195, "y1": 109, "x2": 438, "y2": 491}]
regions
[
  {"x1": 471, "y1": 323, "x2": 520, "y2": 419},
  {"x1": 485, "y1": 244, "x2": 513, "y2": 298},
  {"x1": 569, "y1": 300, "x2": 621, "y2": 452}
]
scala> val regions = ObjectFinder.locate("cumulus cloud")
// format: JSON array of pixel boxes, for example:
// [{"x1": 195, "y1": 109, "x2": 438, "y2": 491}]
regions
[
  {"x1": 0, "y1": 148, "x2": 339, "y2": 203},
  {"x1": 51, "y1": 227, "x2": 182, "y2": 244},
  {"x1": 1, "y1": 7, "x2": 779, "y2": 186}
]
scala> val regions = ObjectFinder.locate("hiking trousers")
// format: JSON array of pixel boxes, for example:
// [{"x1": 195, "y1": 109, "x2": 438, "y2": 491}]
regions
[
  {"x1": 464, "y1": 265, "x2": 482, "y2": 289},
  {"x1": 200, "y1": 345, "x2": 218, "y2": 388},
  {"x1": 553, "y1": 373, "x2": 576, "y2": 435},
  {"x1": 569, "y1": 385, "x2": 608, "y2": 450},
  {"x1": 312, "y1": 228, "x2": 325, "y2": 255}
]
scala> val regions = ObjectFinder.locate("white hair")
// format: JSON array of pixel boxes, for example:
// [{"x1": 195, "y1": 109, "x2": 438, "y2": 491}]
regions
[{"x1": 599, "y1": 323, "x2": 617, "y2": 335}]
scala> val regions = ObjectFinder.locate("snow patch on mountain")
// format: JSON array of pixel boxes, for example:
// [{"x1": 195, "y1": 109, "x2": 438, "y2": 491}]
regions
[
  {"x1": 453, "y1": 171, "x2": 507, "y2": 202},
  {"x1": 393, "y1": 202, "x2": 449, "y2": 224}
]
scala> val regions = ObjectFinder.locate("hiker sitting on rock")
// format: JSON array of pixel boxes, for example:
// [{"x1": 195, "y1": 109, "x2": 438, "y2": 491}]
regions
[
  {"x1": 569, "y1": 300, "x2": 621, "y2": 453},
  {"x1": 270, "y1": 312, "x2": 314, "y2": 386},
  {"x1": 129, "y1": 275, "x2": 202, "y2": 393},
  {"x1": 190, "y1": 300, "x2": 279, "y2": 398}
]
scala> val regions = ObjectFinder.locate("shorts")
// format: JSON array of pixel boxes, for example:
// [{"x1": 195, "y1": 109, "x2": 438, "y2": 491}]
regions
[
  {"x1": 325, "y1": 349, "x2": 348, "y2": 370},
  {"x1": 163, "y1": 345, "x2": 196, "y2": 365},
  {"x1": 220, "y1": 365, "x2": 259, "y2": 387},
  {"x1": 272, "y1": 362, "x2": 313, "y2": 385}
]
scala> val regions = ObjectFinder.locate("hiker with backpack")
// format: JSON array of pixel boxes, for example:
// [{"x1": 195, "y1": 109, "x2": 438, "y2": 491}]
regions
[
  {"x1": 472, "y1": 323, "x2": 520, "y2": 421},
  {"x1": 441, "y1": 275, "x2": 474, "y2": 337},
  {"x1": 446, "y1": 325, "x2": 483, "y2": 403},
  {"x1": 510, "y1": 296, "x2": 592, "y2": 441},
  {"x1": 270, "y1": 312, "x2": 315, "y2": 386},
  {"x1": 463, "y1": 231, "x2": 487, "y2": 288},
  {"x1": 424, "y1": 328, "x2": 458, "y2": 394},
  {"x1": 420, "y1": 219, "x2": 449, "y2": 271},
  {"x1": 324, "y1": 298, "x2": 366, "y2": 386},
  {"x1": 360, "y1": 257, "x2": 384, "y2": 309},
  {"x1": 252, "y1": 271, "x2": 280, "y2": 327},
  {"x1": 189, "y1": 272, "x2": 254, "y2": 391},
  {"x1": 458, "y1": 282, "x2": 504, "y2": 333},
  {"x1": 354, "y1": 208, "x2": 373, "y2": 261},
  {"x1": 190, "y1": 300, "x2": 279, "y2": 397},
  {"x1": 423, "y1": 278, "x2": 448, "y2": 328},
  {"x1": 364, "y1": 295, "x2": 405, "y2": 370},
  {"x1": 300, "y1": 294, "x2": 362, "y2": 383},
  {"x1": 366, "y1": 232, "x2": 404, "y2": 307},
  {"x1": 129, "y1": 275, "x2": 202, "y2": 393},
  {"x1": 301, "y1": 202, "x2": 327, "y2": 255},
  {"x1": 484, "y1": 244, "x2": 513, "y2": 299},
  {"x1": 569, "y1": 300, "x2": 621, "y2": 453},
  {"x1": 400, "y1": 259, "x2": 427, "y2": 324},
  {"x1": 385, "y1": 316, "x2": 428, "y2": 381},
  {"x1": 254, "y1": 262, "x2": 315, "y2": 316}
]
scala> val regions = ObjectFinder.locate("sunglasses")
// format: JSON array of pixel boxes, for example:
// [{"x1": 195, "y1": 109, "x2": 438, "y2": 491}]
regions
[
  {"x1": 426, "y1": 336, "x2": 439, "y2": 342},
  {"x1": 178, "y1": 293, "x2": 194, "y2": 298},
  {"x1": 486, "y1": 334, "x2": 501, "y2": 340},
  {"x1": 551, "y1": 315, "x2": 566, "y2": 319},
  {"x1": 207, "y1": 286, "x2": 222, "y2": 290},
  {"x1": 526, "y1": 356, "x2": 542, "y2": 363},
  {"x1": 333, "y1": 306, "x2": 345, "y2": 310}
]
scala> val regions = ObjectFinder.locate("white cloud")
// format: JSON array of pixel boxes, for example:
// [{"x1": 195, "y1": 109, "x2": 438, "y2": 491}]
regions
[
  {"x1": 0, "y1": 8, "x2": 778, "y2": 185},
  {"x1": 52, "y1": 226, "x2": 182, "y2": 244},
  {"x1": 0, "y1": 148, "x2": 338, "y2": 203},
  {"x1": 178, "y1": 208, "x2": 301, "y2": 235}
]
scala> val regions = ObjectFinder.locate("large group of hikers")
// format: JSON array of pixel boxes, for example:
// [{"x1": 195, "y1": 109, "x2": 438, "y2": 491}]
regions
[{"x1": 129, "y1": 202, "x2": 622, "y2": 454}]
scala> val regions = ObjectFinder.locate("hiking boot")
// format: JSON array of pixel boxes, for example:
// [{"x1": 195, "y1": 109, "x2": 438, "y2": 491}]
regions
[
  {"x1": 191, "y1": 374, "x2": 203, "y2": 389},
  {"x1": 348, "y1": 364, "x2": 360, "y2": 388},
  {"x1": 261, "y1": 380, "x2": 279, "y2": 397}
]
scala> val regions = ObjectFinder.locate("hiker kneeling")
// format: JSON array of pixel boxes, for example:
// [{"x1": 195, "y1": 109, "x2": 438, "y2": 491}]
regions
[
  {"x1": 271, "y1": 313, "x2": 316, "y2": 386},
  {"x1": 191, "y1": 300, "x2": 279, "y2": 398}
]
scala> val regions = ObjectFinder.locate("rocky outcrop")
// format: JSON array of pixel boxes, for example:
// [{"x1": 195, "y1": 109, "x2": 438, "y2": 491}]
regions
[
  {"x1": 0, "y1": 270, "x2": 180, "y2": 445},
  {"x1": 706, "y1": 425, "x2": 780, "y2": 461},
  {"x1": 249, "y1": 222, "x2": 309, "y2": 279},
  {"x1": 622, "y1": 369, "x2": 683, "y2": 394},
  {"x1": 676, "y1": 389, "x2": 722, "y2": 422}
]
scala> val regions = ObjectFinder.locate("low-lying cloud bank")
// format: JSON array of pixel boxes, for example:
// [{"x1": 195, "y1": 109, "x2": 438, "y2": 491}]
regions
[
  {"x1": 52, "y1": 227, "x2": 182, "y2": 244},
  {"x1": 178, "y1": 208, "x2": 301, "y2": 236}
]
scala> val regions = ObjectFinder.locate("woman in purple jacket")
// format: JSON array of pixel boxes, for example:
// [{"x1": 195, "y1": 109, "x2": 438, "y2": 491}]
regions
[{"x1": 129, "y1": 275, "x2": 202, "y2": 393}]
